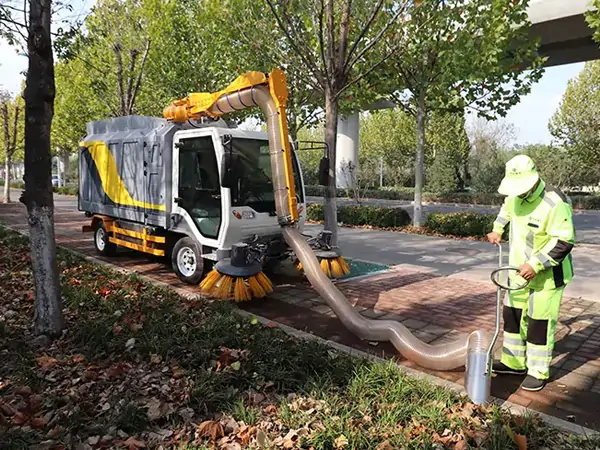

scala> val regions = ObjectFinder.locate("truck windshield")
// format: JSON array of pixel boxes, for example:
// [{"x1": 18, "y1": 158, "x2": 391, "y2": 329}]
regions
[{"x1": 230, "y1": 138, "x2": 303, "y2": 213}]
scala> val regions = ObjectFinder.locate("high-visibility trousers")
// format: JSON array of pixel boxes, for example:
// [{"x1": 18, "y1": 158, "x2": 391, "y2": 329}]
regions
[{"x1": 500, "y1": 286, "x2": 564, "y2": 380}]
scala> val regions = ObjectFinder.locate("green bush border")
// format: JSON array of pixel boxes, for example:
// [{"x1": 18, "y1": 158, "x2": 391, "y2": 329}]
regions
[
  {"x1": 304, "y1": 185, "x2": 600, "y2": 210},
  {"x1": 0, "y1": 181, "x2": 78, "y2": 196}
]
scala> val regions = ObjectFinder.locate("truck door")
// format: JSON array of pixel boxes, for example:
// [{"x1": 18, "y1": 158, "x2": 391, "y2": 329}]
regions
[{"x1": 175, "y1": 136, "x2": 222, "y2": 239}]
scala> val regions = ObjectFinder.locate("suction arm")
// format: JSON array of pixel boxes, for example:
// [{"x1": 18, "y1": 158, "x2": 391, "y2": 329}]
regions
[{"x1": 163, "y1": 70, "x2": 494, "y2": 404}]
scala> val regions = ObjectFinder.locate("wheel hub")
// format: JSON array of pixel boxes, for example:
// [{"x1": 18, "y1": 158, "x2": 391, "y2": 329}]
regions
[
  {"x1": 95, "y1": 228, "x2": 106, "y2": 251},
  {"x1": 177, "y1": 247, "x2": 197, "y2": 277}
]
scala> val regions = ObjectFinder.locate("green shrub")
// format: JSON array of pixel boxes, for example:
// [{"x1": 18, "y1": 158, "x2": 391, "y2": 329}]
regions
[
  {"x1": 306, "y1": 203, "x2": 411, "y2": 228},
  {"x1": 425, "y1": 212, "x2": 509, "y2": 239},
  {"x1": 54, "y1": 186, "x2": 78, "y2": 196}
]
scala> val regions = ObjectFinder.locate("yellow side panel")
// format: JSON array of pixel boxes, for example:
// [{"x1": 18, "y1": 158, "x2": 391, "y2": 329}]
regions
[
  {"x1": 81, "y1": 141, "x2": 166, "y2": 212},
  {"x1": 108, "y1": 236, "x2": 165, "y2": 257},
  {"x1": 113, "y1": 226, "x2": 166, "y2": 243}
]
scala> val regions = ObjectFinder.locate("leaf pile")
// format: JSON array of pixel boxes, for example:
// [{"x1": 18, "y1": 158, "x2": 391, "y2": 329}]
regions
[{"x1": 0, "y1": 226, "x2": 599, "y2": 449}]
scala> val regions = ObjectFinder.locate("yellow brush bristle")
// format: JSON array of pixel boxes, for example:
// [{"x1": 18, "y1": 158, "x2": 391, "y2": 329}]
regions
[
  {"x1": 320, "y1": 258, "x2": 331, "y2": 277},
  {"x1": 330, "y1": 258, "x2": 345, "y2": 278},
  {"x1": 234, "y1": 277, "x2": 251, "y2": 302},
  {"x1": 255, "y1": 272, "x2": 273, "y2": 294},
  {"x1": 200, "y1": 269, "x2": 221, "y2": 292},
  {"x1": 296, "y1": 260, "x2": 303, "y2": 272},
  {"x1": 217, "y1": 275, "x2": 233, "y2": 299},
  {"x1": 248, "y1": 275, "x2": 267, "y2": 298},
  {"x1": 338, "y1": 257, "x2": 351, "y2": 275}
]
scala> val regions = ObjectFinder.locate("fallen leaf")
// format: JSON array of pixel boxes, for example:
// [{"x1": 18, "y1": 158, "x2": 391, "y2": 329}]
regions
[
  {"x1": 454, "y1": 438, "x2": 468, "y2": 450},
  {"x1": 115, "y1": 436, "x2": 146, "y2": 449},
  {"x1": 29, "y1": 394, "x2": 43, "y2": 412},
  {"x1": 12, "y1": 411, "x2": 27, "y2": 425},
  {"x1": 334, "y1": 435, "x2": 349, "y2": 449},
  {"x1": 231, "y1": 361, "x2": 241, "y2": 371},
  {"x1": 150, "y1": 354, "x2": 162, "y2": 364},
  {"x1": 250, "y1": 317, "x2": 258, "y2": 325},
  {"x1": 514, "y1": 434, "x2": 527, "y2": 450},
  {"x1": 376, "y1": 440, "x2": 393, "y2": 450},
  {"x1": 0, "y1": 402, "x2": 16, "y2": 416},
  {"x1": 198, "y1": 420, "x2": 224, "y2": 441},
  {"x1": 46, "y1": 426, "x2": 66, "y2": 439},
  {"x1": 88, "y1": 436, "x2": 100, "y2": 445},
  {"x1": 36, "y1": 356, "x2": 58, "y2": 371},
  {"x1": 256, "y1": 429, "x2": 267, "y2": 447},
  {"x1": 125, "y1": 338, "x2": 136, "y2": 350},
  {"x1": 14, "y1": 386, "x2": 32, "y2": 397},
  {"x1": 72, "y1": 354, "x2": 85, "y2": 363},
  {"x1": 30, "y1": 416, "x2": 45, "y2": 429}
]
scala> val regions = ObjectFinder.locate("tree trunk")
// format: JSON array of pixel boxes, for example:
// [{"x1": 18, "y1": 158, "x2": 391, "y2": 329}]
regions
[
  {"x1": 323, "y1": 89, "x2": 339, "y2": 246},
  {"x1": 414, "y1": 91, "x2": 426, "y2": 227},
  {"x1": 3, "y1": 156, "x2": 11, "y2": 203},
  {"x1": 21, "y1": 0, "x2": 64, "y2": 338}
]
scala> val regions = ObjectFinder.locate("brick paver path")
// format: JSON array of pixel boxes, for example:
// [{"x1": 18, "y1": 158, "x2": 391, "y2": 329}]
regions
[{"x1": 2, "y1": 201, "x2": 600, "y2": 430}]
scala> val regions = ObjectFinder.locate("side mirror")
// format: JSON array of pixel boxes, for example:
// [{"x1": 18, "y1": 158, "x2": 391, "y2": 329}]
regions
[{"x1": 318, "y1": 156, "x2": 329, "y2": 186}]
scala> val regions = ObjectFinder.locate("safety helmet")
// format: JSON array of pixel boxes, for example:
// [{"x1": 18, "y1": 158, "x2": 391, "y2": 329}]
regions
[{"x1": 498, "y1": 154, "x2": 540, "y2": 197}]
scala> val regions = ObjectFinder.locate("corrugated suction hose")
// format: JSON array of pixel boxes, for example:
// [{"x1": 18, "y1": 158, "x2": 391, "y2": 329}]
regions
[{"x1": 209, "y1": 83, "x2": 493, "y2": 404}]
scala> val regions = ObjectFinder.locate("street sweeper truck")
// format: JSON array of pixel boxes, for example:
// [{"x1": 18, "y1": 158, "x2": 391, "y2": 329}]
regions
[{"x1": 79, "y1": 69, "x2": 504, "y2": 404}]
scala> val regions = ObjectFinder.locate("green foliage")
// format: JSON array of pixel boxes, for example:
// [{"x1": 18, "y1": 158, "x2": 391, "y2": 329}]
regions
[
  {"x1": 517, "y1": 143, "x2": 599, "y2": 189},
  {"x1": 426, "y1": 151, "x2": 459, "y2": 194},
  {"x1": 585, "y1": 1, "x2": 600, "y2": 44},
  {"x1": 307, "y1": 203, "x2": 411, "y2": 228},
  {"x1": 549, "y1": 61, "x2": 600, "y2": 176},
  {"x1": 425, "y1": 212, "x2": 506, "y2": 239}
]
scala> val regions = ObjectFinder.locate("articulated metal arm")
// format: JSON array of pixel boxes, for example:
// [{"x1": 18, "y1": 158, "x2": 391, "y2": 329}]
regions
[{"x1": 163, "y1": 69, "x2": 298, "y2": 224}]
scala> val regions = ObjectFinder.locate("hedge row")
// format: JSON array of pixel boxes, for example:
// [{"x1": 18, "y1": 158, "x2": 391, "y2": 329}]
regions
[
  {"x1": 307, "y1": 203, "x2": 411, "y2": 228},
  {"x1": 306, "y1": 204, "x2": 509, "y2": 239},
  {"x1": 0, "y1": 181, "x2": 78, "y2": 196},
  {"x1": 304, "y1": 185, "x2": 600, "y2": 210}
]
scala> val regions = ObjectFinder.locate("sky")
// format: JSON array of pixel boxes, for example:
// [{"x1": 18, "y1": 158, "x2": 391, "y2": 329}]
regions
[{"x1": 0, "y1": 1, "x2": 587, "y2": 146}]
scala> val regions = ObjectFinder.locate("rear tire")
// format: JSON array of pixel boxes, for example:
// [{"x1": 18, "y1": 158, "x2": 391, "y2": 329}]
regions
[
  {"x1": 172, "y1": 237, "x2": 205, "y2": 284},
  {"x1": 94, "y1": 221, "x2": 117, "y2": 256}
]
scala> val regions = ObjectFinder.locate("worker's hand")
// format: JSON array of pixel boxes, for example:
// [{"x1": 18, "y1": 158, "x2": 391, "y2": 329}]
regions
[
  {"x1": 487, "y1": 232, "x2": 502, "y2": 245},
  {"x1": 519, "y1": 263, "x2": 536, "y2": 281}
]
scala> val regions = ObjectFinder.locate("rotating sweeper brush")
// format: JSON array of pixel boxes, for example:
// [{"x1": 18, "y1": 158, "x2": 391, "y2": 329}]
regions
[
  {"x1": 200, "y1": 243, "x2": 273, "y2": 301},
  {"x1": 295, "y1": 230, "x2": 350, "y2": 279}
]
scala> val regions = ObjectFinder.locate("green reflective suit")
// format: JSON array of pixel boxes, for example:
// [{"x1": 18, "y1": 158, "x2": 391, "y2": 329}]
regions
[{"x1": 492, "y1": 180, "x2": 575, "y2": 380}]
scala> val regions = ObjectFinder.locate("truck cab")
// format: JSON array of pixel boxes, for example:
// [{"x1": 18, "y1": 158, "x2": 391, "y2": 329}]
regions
[{"x1": 169, "y1": 126, "x2": 306, "y2": 264}]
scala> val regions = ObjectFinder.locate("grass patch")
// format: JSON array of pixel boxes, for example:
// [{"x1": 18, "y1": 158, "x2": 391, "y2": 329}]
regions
[{"x1": 0, "y1": 225, "x2": 598, "y2": 449}]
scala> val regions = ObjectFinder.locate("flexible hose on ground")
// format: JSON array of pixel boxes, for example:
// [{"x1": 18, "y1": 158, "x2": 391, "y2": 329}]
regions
[{"x1": 206, "y1": 82, "x2": 492, "y2": 402}]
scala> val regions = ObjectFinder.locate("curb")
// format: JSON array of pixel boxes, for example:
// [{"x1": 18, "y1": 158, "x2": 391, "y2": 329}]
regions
[{"x1": 1, "y1": 222, "x2": 597, "y2": 437}]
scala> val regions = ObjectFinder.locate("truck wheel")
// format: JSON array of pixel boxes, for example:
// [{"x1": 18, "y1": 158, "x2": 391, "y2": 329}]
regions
[
  {"x1": 94, "y1": 221, "x2": 117, "y2": 256},
  {"x1": 172, "y1": 237, "x2": 205, "y2": 285}
]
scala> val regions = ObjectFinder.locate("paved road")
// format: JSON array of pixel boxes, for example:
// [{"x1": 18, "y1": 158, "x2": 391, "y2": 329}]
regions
[
  {"x1": 307, "y1": 196, "x2": 600, "y2": 244},
  {"x1": 8, "y1": 189, "x2": 597, "y2": 302}
]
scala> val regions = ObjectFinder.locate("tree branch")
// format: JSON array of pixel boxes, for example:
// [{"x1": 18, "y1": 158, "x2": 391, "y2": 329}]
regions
[
  {"x1": 264, "y1": 0, "x2": 326, "y2": 88},
  {"x1": 125, "y1": 48, "x2": 139, "y2": 114},
  {"x1": 311, "y1": 0, "x2": 329, "y2": 83},
  {"x1": 337, "y1": 0, "x2": 351, "y2": 73},
  {"x1": 344, "y1": 0, "x2": 384, "y2": 67},
  {"x1": 10, "y1": 105, "x2": 19, "y2": 155},
  {"x1": 127, "y1": 39, "x2": 150, "y2": 115},
  {"x1": 344, "y1": 1, "x2": 407, "y2": 73},
  {"x1": 113, "y1": 43, "x2": 125, "y2": 116}
]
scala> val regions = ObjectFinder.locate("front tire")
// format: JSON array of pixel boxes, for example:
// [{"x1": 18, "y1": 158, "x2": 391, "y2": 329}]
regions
[
  {"x1": 94, "y1": 221, "x2": 117, "y2": 256},
  {"x1": 172, "y1": 237, "x2": 205, "y2": 284}
]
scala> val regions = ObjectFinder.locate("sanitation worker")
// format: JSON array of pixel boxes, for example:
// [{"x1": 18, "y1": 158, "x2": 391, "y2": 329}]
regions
[{"x1": 487, "y1": 154, "x2": 575, "y2": 392}]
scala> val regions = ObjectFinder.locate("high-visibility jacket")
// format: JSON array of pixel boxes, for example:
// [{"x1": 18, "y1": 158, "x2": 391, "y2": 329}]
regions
[{"x1": 492, "y1": 180, "x2": 575, "y2": 291}]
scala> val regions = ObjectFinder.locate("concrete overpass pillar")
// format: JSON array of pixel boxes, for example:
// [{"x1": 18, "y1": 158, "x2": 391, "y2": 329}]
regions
[{"x1": 336, "y1": 112, "x2": 360, "y2": 189}]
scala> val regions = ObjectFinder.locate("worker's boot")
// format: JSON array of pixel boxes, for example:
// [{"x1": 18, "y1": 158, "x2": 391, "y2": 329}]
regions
[
  {"x1": 520, "y1": 375, "x2": 546, "y2": 392},
  {"x1": 492, "y1": 360, "x2": 527, "y2": 376}
]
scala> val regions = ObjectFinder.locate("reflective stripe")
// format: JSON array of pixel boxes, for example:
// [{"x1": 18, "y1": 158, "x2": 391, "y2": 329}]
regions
[
  {"x1": 504, "y1": 336, "x2": 526, "y2": 347},
  {"x1": 536, "y1": 253, "x2": 553, "y2": 270},
  {"x1": 527, "y1": 359, "x2": 550, "y2": 371},
  {"x1": 527, "y1": 347, "x2": 553, "y2": 359},
  {"x1": 495, "y1": 216, "x2": 509, "y2": 226},
  {"x1": 543, "y1": 194, "x2": 556, "y2": 209},
  {"x1": 503, "y1": 347, "x2": 526, "y2": 358},
  {"x1": 525, "y1": 230, "x2": 534, "y2": 260},
  {"x1": 528, "y1": 289, "x2": 535, "y2": 316}
]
